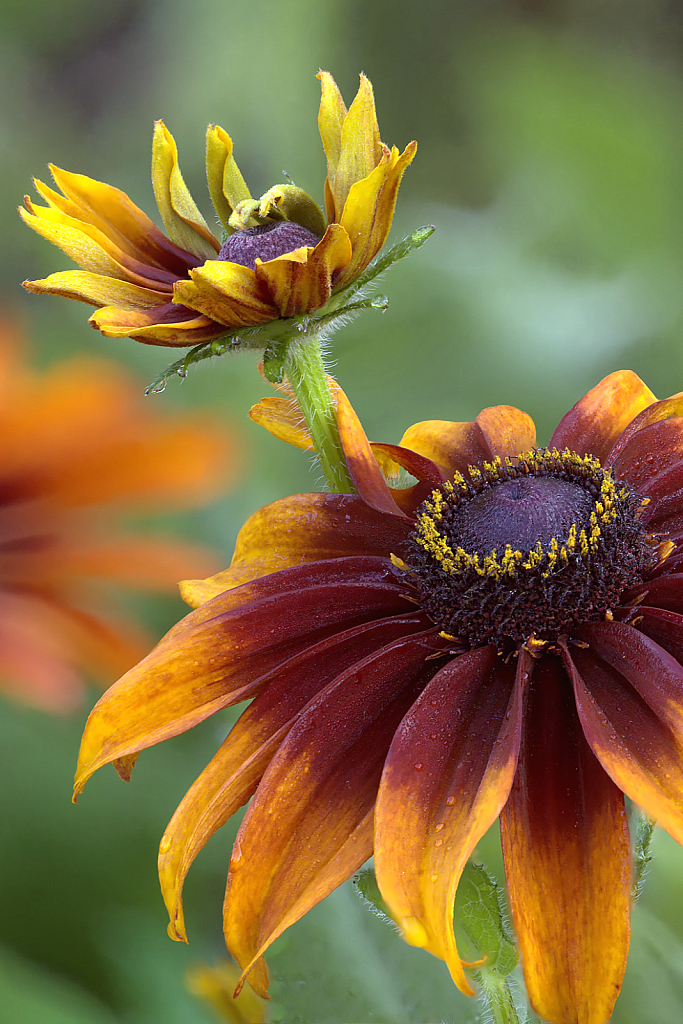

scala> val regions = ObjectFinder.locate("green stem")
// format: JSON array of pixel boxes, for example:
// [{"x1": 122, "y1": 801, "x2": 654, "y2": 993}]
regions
[
  {"x1": 474, "y1": 972, "x2": 521, "y2": 1024},
  {"x1": 282, "y1": 336, "x2": 355, "y2": 494}
]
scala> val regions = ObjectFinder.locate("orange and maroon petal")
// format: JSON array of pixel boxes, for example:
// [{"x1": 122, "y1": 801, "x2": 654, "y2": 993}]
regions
[
  {"x1": 254, "y1": 223, "x2": 352, "y2": 316},
  {"x1": 174, "y1": 261, "x2": 278, "y2": 326},
  {"x1": 374, "y1": 647, "x2": 526, "y2": 996},
  {"x1": 160, "y1": 611, "x2": 429, "y2": 941},
  {"x1": 179, "y1": 494, "x2": 411, "y2": 608},
  {"x1": 223, "y1": 628, "x2": 440, "y2": 996},
  {"x1": 336, "y1": 390, "x2": 407, "y2": 518},
  {"x1": 89, "y1": 303, "x2": 224, "y2": 346},
  {"x1": 500, "y1": 655, "x2": 631, "y2": 1024},
  {"x1": 630, "y1": 573, "x2": 683, "y2": 615},
  {"x1": 40, "y1": 166, "x2": 201, "y2": 275},
  {"x1": 551, "y1": 371, "x2": 656, "y2": 461},
  {"x1": 606, "y1": 392, "x2": 683, "y2": 465},
  {"x1": 398, "y1": 407, "x2": 535, "y2": 482},
  {"x1": 370, "y1": 442, "x2": 445, "y2": 515},
  {"x1": 609, "y1": 417, "x2": 683, "y2": 503},
  {"x1": 567, "y1": 622, "x2": 683, "y2": 845},
  {"x1": 75, "y1": 557, "x2": 415, "y2": 793}
]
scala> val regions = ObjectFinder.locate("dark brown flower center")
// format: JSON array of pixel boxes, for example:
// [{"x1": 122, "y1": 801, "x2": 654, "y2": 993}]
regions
[
  {"x1": 405, "y1": 448, "x2": 656, "y2": 649},
  {"x1": 217, "y1": 221, "x2": 322, "y2": 269}
]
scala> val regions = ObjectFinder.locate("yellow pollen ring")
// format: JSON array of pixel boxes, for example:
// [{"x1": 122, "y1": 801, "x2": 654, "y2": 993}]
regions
[{"x1": 412, "y1": 448, "x2": 628, "y2": 582}]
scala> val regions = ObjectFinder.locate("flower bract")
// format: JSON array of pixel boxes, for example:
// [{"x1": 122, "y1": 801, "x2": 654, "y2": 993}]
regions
[
  {"x1": 0, "y1": 316, "x2": 231, "y2": 712},
  {"x1": 73, "y1": 369, "x2": 683, "y2": 1024},
  {"x1": 21, "y1": 73, "x2": 416, "y2": 347}
]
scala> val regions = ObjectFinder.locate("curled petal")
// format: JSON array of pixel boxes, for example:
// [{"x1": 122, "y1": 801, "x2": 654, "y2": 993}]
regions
[
  {"x1": 223, "y1": 628, "x2": 440, "y2": 996},
  {"x1": 151, "y1": 121, "x2": 219, "y2": 260},
  {"x1": 501, "y1": 655, "x2": 631, "y2": 1024},
  {"x1": 255, "y1": 223, "x2": 352, "y2": 316},
  {"x1": 336, "y1": 389, "x2": 407, "y2": 518},
  {"x1": 175, "y1": 261, "x2": 278, "y2": 326},
  {"x1": 335, "y1": 141, "x2": 417, "y2": 286},
  {"x1": 248, "y1": 394, "x2": 313, "y2": 451},
  {"x1": 160, "y1": 611, "x2": 428, "y2": 941},
  {"x1": 90, "y1": 304, "x2": 223, "y2": 346},
  {"x1": 475, "y1": 405, "x2": 536, "y2": 460},
  {"x1": 75, "y1": 557, "x2": 414, "y2": 794},
  {"x1": 551, "y1": 371, "x2": 656, "y2": 461},
  {"x1": 180, "y1": 494, "x2": 411, "y2": 607},
  {"x1": 328, "y1": 73, "x2": 382, "y2": 218},
  {"x1": 374, "y1": 647, "x2": 526, "y2": 995},
  {"x1": 566, "y1": 622, "x2": 683, "y2": 846},
  {"x1": 23, "y1": 270, "x2": 168, "y2": 310},
  {"x1": 316, "y1": 71, "x2": 348, "y2": 221},
  {"x1": 206, "y1": 124, "x2": 252, "y2": 234},
  {"x1": 398, "y1": 406, "x2": 535, "y2": 481}
]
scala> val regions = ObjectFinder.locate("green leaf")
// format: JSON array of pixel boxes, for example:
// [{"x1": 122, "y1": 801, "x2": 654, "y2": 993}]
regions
[
  {"x1": 334, "y1": 225, "x2": 436, "y2": 302},
  {"x1": 454, "y1": 862, "x2": 518, "y2": 978},
  {"x1": 353, "y1": 868, "x2": 395, "y2": 927},
  {"x1": 632, "y1": 811, "x2": 656, "y2": 901}
]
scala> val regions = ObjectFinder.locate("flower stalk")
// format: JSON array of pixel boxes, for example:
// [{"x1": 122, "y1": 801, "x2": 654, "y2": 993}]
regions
[{"x1": 282, "y1": 335, "x2": 355, "y2": 493}]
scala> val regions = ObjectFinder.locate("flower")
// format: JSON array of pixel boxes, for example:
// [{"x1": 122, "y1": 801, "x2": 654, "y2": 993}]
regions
[
  {"x1": 20, "y1": 73, "x2": 416, "y2": 347},
  {"x1": 73, "y1": 370, "x2": 683, "y2": 1024},
  {"x1": 0, "y1": 316, "x2": 232, "y2": 712}
]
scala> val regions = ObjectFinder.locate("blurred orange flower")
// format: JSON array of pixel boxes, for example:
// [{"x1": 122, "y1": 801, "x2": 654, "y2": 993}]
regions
[
  {"x1": 0, "y1": 318, "x2": 232, "y2": 712},
  {"x1": 20, "y1": 73, "x2": 416, "y2": 347}
]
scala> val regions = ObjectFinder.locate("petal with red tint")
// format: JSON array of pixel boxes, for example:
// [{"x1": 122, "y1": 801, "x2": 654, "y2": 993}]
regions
[
  {"x1": 500, "y1": 655, "x2": 631, "y2": 1024},
  {"x1": 179, "y1": 494, "x2": 410, "y2": 607},
  {"x1": 374, "y1": 647, "x2": 526, "y2": 996},
  {"x1": 567, "y1": 621, "x2": 683, "y2": 845},
  {"x1": 606, "y1": 392, "x2": 683, "y2": 464},
  {"x1": 609, "y1": 418, "x2": 683, "y2": 502},
  {"x1": 75, "y1": 557, "x2": 414, "y2": 794},
  {"x1": 160, "y1": 611, "x2": 430, "y2": 941},
  {"x1": 630, "y1": 573, "x2": 683, "y2": 616},
  {"x1": 223, "y1": 629, "x2": 440, "y2": 996},
  {"x1": 336, "y1": 389, "x2": 406, "y2": 517},
  {"x1": 90, "y1": 304, "x2": 223, "y2": 346},
  {"x1": 551, "y1": 371, "x2": 656, "y2": 461},
  {"x1": 632, "y1": 607, "x2": 683, "y2": 662}
]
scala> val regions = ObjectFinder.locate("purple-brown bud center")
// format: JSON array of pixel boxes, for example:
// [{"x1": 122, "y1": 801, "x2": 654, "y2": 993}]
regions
[{"x1": 217, "y1": 222, "x2": 322, "y2": 269}]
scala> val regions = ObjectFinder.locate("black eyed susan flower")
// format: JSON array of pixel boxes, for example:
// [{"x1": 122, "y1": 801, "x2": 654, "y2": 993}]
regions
[
  {"x1": 74, "y1": 370, "x2": 683, "y2": 1024},
  {"x1": 20, "y1": 73, "x2": 416, "y2": 347}
]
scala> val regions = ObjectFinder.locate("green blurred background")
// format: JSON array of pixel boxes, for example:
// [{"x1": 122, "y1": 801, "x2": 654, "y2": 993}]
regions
[{"x1": 3, "y1": 0, "x2": 683, "y2": 1020}]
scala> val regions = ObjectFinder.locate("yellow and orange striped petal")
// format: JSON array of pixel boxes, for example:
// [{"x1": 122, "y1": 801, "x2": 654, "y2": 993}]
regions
[
  {"x1": 316, "y1": 71, "x2": 348, "y2": 222},
  {"x1": 40, "y1": 166, "x2": 198, "y2": 273},
  {"x1": 255, "y1": 223, "x2": 352, "y2": 316},
  {"x1": 175, "y1": 260, "x2": 278, "y2": 326},
  {"x1": 336, "y1": 389, "x2": 407, "y2": 517},
  {"x1": 335, "y1": 141, "x2": 417, "y2": 286},
  {"x1": 329, "y1": 73, "x2": 382, "y2": 219},
  {"x1": 90, "y1": 305, "x2": 223, "y2": 346},
  {"x1": 375, "y1": 647, "x2": 526, "y2": 995},
  {"x1": 23, "y1": 270, "x2": 168, "y2": 310}
]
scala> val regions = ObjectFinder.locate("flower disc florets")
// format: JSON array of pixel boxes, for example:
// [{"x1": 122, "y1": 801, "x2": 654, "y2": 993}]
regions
[
  {"x1": 407, "y1": 447, "x2": 656, "y2": 649},
  {"x1": 217, "y1": 222, "x2": 323, "y2": 269}
]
